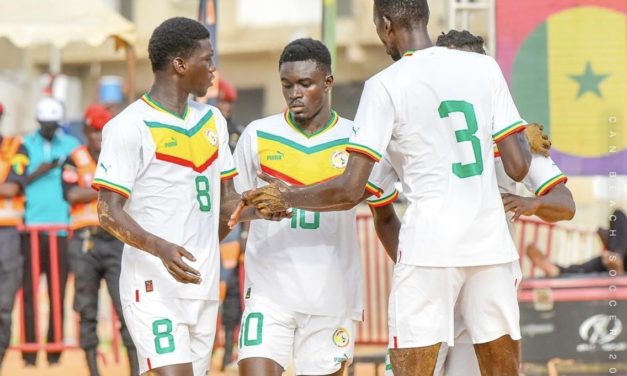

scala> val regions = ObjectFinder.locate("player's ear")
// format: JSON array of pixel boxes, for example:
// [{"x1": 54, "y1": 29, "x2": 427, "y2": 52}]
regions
[
  {"x1": 324, "y1": 74, "x2": 334, "y2": 92},
  {"x1": 172, "y1": 57, "x2": 187, "y2": 75},
  {"x1": 382, "y1": 15, "x2": 393, "y2": 36}
]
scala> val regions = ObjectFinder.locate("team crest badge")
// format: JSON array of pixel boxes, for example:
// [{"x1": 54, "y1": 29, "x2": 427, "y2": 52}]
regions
[
  {"x1": 332, "y1": 327, "x2": 350, "y2": 348},
  {"x1": 205, "y1": 129, "x2": 218, "y2": 146},
  {"x1": 331, "y1": 150, "x2": 349, "y2": 169}
]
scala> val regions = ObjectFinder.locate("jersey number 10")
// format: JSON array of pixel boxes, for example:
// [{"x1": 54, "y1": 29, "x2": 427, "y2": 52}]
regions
[
  {"x1": 438, "y1": 100, "x2": 484, "y2": 179},
  {"x1": 290, "y1": 208, "x2": 320, "y2": 230}
]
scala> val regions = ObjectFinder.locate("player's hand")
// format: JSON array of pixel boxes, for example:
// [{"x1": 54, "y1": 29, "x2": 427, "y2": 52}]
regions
[
  {"x1": 246, "y1": 172, "x2": 290, "y2": 209},
  {"x1": 501, "y1": 193, "x2": 540, "y2": 221},
  {"x1": 244, "y1": 172, "x2": 291, "y2": 212},
  {"x1": 155, "y1": 242, "x2": 201, "y2": 284},
  {"x1": 524, "y1": 123, "x2": 551, "y2": 157},
  {"x1": 227, "y1": 197, "x2": 293, "y2": 228}
]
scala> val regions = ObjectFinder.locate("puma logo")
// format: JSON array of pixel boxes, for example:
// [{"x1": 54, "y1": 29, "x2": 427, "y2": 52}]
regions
[{"x1": 99, "y1": 163, "x2": 111, "y2": 174}]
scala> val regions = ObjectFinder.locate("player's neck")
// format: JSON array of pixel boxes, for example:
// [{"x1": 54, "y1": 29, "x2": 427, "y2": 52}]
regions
[
  {"x1": 291, "y1": 105, "x2": 333, "y2": 136},
  {"x1": 397, "y1": 25, "x2": 433, "y2": 55},
  {"x1": 148, "y1": 81, "x2": 189, "y2": 118}
]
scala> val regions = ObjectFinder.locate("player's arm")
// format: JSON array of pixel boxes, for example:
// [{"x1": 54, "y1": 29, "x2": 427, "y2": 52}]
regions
[
  {"x1": 226, "y1": 121, "x2": 296, "y2": 227},
  {"x1": 97, "y1": 190, "x2": 201, "y2": 284},
  {"x1": 249, "y1": 153, "x2": 375, "y2": 212},
  {"x1": 503, "y1": 154, "x2": 575, "y2": 222},
  {"x1": 495, "y1": 131, "x2": 530, "y2": 182},
  {"x1": 93, "y1": 118, "x2": 201, "y2": 284},
  {"x1": 502, "y1": 184, "x2": 575, "y2": 222},
  {"x1": 219, "y1": 178, "x2": 244, "y2": 240},
  {"x1": 62, "y1": 157, "x2": 97, "y2": 204},
  {"x1": 370, "y1": 204, "x2": 400, "y2": 262}
]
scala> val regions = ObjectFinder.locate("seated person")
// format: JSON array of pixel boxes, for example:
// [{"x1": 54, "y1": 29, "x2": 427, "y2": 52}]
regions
[{"x1": 527, "y1": 209, "x2": 626, "y2": 276}]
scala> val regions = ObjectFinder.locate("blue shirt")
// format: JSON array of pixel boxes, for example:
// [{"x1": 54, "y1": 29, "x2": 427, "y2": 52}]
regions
[{"x1": 23, "y1": 130, "x2": 80, "y2": 231}]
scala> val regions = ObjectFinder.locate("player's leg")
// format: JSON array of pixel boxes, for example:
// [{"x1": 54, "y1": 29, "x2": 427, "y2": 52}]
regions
[
  {"x1": 292, "y1": 314, "x2": 356, "y2": 376},
  {"x1": 144, "y1": 363, "x2": 193, "y2": 376},
  {"x1": 122, "y1": 294, "x2": 193, "y2": 376},
  {"x1": 460, "y1": 262, "x2": 521, "y2": 376},
  {"x1": 473, "y1": 335, "x2": 519, "y2": 376},
  {"x1": 389, "y1": 345, "x2": 441, "y2": 376},
  {"x1": 238, "y1": 357, "x2": 284, "y2": 376},
  {"x1": 388, "y1": 264, "x2": 462, "y2": 376},
  {"x1": 238, "y1": 297, "x2": 295, "y2": 376},
  {"x1": 186, "y1": 299, "x2": 219, "y2": 376}
]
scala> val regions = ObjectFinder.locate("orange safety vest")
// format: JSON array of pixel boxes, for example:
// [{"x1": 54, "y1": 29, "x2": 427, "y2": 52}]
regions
[
  {"x1": 68, "y1": 146, "x2": 99, "y2": 230},
  {"x1": 0, "y1": 136, "x2": 25, "y2": 227}
]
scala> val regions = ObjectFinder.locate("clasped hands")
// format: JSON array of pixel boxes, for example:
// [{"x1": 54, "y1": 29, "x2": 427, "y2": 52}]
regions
[{"x1": 228, "y1": 172, "x2": 293, "y2": 228}]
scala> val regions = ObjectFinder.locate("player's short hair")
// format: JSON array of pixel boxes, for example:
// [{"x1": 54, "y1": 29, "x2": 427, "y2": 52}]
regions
[
  {"x1": 279, "y1": 38, "x2": 332, "y2": 74},
  {"x1": 148, "y1": 17, "x2": 210, "y2": 72},
  {"x1": 436, "y1": 30, "x2": 486, "y2": 54},
  {"x1": 374, "y1": 0, "x2": 430, "y2": 27}
]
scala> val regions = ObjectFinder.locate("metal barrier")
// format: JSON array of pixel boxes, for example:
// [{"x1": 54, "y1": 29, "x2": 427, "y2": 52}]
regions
[
  {"x1": 10, "y1": 225, "x2": 121, "y2": 364},
  {"x1": 355, "y1": 213, "x2": 393, "y2": 345}
]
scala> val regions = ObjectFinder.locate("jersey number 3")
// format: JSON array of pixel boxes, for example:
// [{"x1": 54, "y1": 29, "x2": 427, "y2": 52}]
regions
[{"x1": 438, "y1": 100, "x2": 483, "y2": 179}]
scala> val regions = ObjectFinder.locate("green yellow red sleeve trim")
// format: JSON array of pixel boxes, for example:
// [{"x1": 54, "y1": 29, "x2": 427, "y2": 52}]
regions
[
  {"x1": 346, "y1": 142, "x2": 382, "y2": 162},
  {"x1": 365, "y1": 181, "x2": 383, "y2": 198},
  {"x1": 220, "y1": 168, "x2": 238, "y2": 181},
  {"x1": 493, "y1": 121, "x2": 525, "y2": 142},
  {"x1": 535, "y1": 174, "x2": 568, "y2": 196},
  {"x1": 368, "y1": 189, "x2": 399, "y2": 208},
  {"x1": 92, "y1": 178, "x2": 131, "y2": 199}
]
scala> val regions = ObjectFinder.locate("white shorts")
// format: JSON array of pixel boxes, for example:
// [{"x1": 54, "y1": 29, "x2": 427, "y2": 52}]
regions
[
  {"x1": 122, "y1": 294, "x2": 219, "y2": 375},
  {"x1": 388, "y1": 261, "x2": 521, "y2": 349},
  {"x1": 237, "y1": 296, "x2": 356, "y2": 375}
]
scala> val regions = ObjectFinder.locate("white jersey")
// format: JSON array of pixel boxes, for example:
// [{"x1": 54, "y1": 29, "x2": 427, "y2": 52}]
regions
[
  {"x1": 93, "y1": 94, "x2": 237, "y2": 304},
  {"x1": 348, "y1": 46, "x2": 525, "y2": 267},
  {"x1": 234, "y1": 111, "x2": 381, "y2": 320}
]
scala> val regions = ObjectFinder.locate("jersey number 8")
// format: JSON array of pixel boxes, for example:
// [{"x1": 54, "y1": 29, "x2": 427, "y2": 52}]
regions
[{"x1": 195, "y1": 175, "x2": 212, "y2": 212}]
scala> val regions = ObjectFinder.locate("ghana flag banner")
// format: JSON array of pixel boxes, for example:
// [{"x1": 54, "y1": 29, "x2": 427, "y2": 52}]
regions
[{"x1": 496, "y1": 0, "x2": 627, "y2": 175}]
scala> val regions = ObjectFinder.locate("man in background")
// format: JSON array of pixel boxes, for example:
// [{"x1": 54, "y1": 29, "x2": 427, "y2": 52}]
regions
[
  {"x1": 218, "y1": 78, "x2": 246, "y2": 152},
  {"x1": 62, "y1": 104, "x2": 138, "y2": 376},
  {"x1": 0, "y1": 101, "x2": 28, "y2": 374},
  {"x1": 21, "y1": 97, "x2": 80, "y2": 366},
  {"x1": 217, "y1": 79, "x2": 245, "y2": 370}
]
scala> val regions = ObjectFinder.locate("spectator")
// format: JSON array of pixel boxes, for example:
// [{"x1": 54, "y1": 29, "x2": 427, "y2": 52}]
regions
[
  {"x1": 21, "y1": 97, "x2": 80, "y2": 366},
  {"x1": 0, "y1": 102, "x2": 28, "y2": 372},
  {"x1": 217, "y1": 79, "x2": 245, "y2": 370},
  {"x1": 62, "y1": 104, "x2": 138, "y2": 376},
  {"x1": 218, "y1": 79, "x2": 245, "y2": 152},
  {"x1": 527, "y1": 209, "x2": 626, "y2": 276}
]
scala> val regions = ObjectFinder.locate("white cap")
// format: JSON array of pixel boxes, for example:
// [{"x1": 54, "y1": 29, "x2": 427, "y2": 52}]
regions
[{"x1": 36, "y1": 97, "x2": 64, "y2": 122}]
